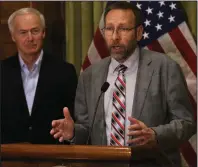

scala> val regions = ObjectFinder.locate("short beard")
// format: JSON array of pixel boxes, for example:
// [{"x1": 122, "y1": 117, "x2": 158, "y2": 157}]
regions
[
  {"x1": 110, "y1": 41, "x2": 137, "y2": 63},
  {"x1": 111, "y1": 52, "x2": 129, "y2": 63}
]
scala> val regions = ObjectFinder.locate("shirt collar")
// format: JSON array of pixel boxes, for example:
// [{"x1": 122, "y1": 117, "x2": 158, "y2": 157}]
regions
[
  {"x1": 110, "y1": 47, "x2": 139, "y2": 74},
  {"x1": 19, "y1": 50, "x2": 44, "y2": 72}
]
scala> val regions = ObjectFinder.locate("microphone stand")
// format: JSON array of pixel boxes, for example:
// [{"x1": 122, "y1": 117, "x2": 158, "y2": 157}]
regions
[{"x1": 86, "y1": 82, "x2": 109, "y2": 145}]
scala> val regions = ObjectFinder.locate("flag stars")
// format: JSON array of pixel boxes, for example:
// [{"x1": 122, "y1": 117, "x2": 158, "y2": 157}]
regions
[
  {"x1": 146, "y1": 7, "x2": 153, "y2": 15},
  {"x1": 155, "y1": 24, "x2": 162, "y2": 31},
  {"x1": 157, "y1": 11, "x2": 164, "y2": 19},
  {"x1": 143, "y1": 32, "x2": 149, "y2": 39},
  {"x1": 169, "y1": 3, "x2": 176, "y2": 10},
  {"x1": 159, "y1": 1, "x2": 165, "y2": 7},
  {"x1": 136, "y1": 3, "x2": 142, "y2": 9},
  {"x1": 168, "y1": 15, "x2": 175, "y2": 22},
  {"x1": 144, "y1": 19, "x2": 151, "y2": 27}
]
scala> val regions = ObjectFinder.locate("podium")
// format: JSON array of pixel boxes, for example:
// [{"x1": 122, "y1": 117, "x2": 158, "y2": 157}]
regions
[
  {"x1": 1, "y1": 143, "x2": 163, "y2": 167},
  {"x1": 1, "y1": 144, "x2": 132, "y2": 167}
]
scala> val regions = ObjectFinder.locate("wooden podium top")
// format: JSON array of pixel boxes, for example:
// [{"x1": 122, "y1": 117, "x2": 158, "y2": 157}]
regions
[
  {"x1": 1, "y1": 144, "x2": 132, "y2": 161},
  {"x1": 1, "y1": 143, "x2": 164, "y2": 167}
]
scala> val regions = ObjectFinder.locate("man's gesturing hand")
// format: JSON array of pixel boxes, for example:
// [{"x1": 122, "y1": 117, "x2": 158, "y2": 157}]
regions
[
  {"x1": 127, "y1": 117, "x2": 156, "y2": 146},
  {"x1": 50, "y1": 107, "x2": 74, "y2": 142}
]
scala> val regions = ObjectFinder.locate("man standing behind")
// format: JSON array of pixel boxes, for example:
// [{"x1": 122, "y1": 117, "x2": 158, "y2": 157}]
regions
[
  {"x1": 1, "y1": 8, "x2": 77, "y2": 144},
  {"x1": 51, "y1": 2, "x2": 195, "y2": 166}
]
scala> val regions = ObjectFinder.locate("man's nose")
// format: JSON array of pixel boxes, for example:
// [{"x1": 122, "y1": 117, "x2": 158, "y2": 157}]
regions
[
  {"x1": 27, "y1": 31, "x2": 33, "y2": 41},
  {"x1": 111, "y1": 29, "x2": 120, "y2": 41}
]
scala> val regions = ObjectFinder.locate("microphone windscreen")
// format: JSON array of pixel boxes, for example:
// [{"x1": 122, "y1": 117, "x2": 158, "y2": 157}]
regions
[{"x1": 101, "y1": 82, "x2": 110, "y2": 93}]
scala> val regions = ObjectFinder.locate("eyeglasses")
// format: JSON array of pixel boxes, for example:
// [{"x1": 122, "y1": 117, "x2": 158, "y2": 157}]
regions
[
  {"x1": 102, "y1": 26, "x2": 137, "y2": 36},
  {"x1": 17, "y1": 28, "x2": 42, "y2": 37}
]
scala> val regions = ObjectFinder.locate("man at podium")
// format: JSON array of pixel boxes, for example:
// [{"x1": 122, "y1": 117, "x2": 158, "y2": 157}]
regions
[{"x1": 51, "y1": 2, "x2": 196, "y2": 166}]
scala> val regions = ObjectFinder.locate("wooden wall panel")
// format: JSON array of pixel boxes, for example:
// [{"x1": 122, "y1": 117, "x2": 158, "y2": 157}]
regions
[
  {"x1": 1, "y1": 43, "x2": 17, "y2": 59},
  {"x1": 0, "y1": 24, "x2": 12, "y2": 43},
  {"x1": 0, "y1": 2, "x2": 31, "y2": 23}
]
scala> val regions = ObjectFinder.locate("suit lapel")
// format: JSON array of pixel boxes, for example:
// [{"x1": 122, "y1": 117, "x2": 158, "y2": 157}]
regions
[
  {"x1": 132, "y1": 49, "x2": 154, "y2": 119},
  {"x1": 31, "y1": 53, "x2": 49, "y2": 115},
  {"x1": 12, "y1": 55, "x2": 30, "y2": 117},
  {"x1": 92, "y1": 57, "x2": 111, "y2": 100}
]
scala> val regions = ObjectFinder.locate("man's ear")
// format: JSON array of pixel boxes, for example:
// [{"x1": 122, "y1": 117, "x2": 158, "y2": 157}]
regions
[
  {"x1": 10, "y1": 31, "x2": 16, "y2": 42},
  {"x1": 136, "y1": 25, "x2": 144, "y2": 41},
  {"x1": 11, "y1": 35, "x2": 16, "y2": 42},
  {"x1": 42, "y1": 29, "x2": 46, "y2": 39}
]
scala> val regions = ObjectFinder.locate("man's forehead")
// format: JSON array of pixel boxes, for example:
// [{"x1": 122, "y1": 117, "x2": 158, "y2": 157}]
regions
[
  {"x1": 14, "y1": 13, "x2": 40, "y2": 21},
  {"x1": 105, "y1": 9, "x2": 135, "y2": 25},
  {"x1": 106, "y1": 9, "x2": 135, "y2": 17},
  {"x1": 13, "y1": 14, "x2": 41, "y2": 28}
]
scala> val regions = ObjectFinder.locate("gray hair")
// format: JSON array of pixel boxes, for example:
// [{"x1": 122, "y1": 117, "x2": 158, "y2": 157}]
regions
[{"x1": 8, "y1": 7, "x2": 45, "y2": 33}]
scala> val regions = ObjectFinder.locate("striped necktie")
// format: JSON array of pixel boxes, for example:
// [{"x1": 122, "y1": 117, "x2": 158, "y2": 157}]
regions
[{"x1": 110, "y1": 64, "x2": 127, "y2": 146}]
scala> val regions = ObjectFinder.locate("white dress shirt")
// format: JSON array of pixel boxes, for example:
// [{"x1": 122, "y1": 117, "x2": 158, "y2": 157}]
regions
[
  {"x1": 104, "y1": 47, "x2": 139, "y2": 146},
  {"x1": 19, "y1": 50, "x2": 43, "y2": 115}
]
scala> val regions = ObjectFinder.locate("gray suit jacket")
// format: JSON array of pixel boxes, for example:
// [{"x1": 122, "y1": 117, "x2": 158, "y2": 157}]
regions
[{"x1": 74, "y1": 48, "x2": 195, "y2": 167}]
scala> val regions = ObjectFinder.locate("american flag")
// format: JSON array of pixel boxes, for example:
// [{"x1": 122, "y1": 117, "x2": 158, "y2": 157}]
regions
[{"x1": 82, "y1": 1, "x2": 197, "y2": 166}]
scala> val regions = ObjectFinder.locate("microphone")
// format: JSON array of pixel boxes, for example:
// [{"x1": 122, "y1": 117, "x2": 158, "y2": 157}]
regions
[
  {"x1": 101, "y1": 82, "x2": 110, "y2": 93},
  {"x1": 86, "y1": 82, "x2": 110, "y2": 144}
]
